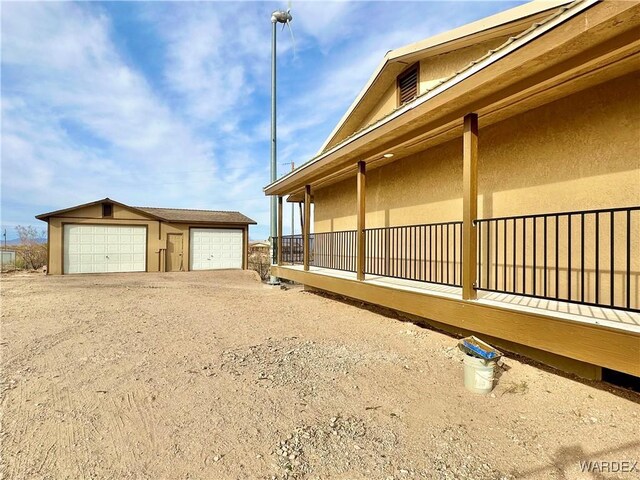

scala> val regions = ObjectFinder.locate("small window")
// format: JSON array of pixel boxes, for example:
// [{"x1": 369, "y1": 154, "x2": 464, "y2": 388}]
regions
[
  {"x1": 398, "y1": 64, "x2": 419, "y2": 106},
  {"x1": 102, "y1": 203, "x2": 113, "y2": 218}
]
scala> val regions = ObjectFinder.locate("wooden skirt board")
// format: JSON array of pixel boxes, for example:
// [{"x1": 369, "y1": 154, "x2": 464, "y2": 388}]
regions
[
  {"x1": 272, "y1": 266, "x2": 640, "y2": 377},
  {"x1": 189, "y1": 228, "x2": 243, "y2": 270},
  {"x1": 63, "y1": 224, "x2": 146, "y2": 274}
]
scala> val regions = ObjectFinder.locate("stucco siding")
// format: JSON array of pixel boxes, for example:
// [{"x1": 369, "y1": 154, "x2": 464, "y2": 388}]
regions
[
  {"x1": 419, "y1": 36, "x2": 509, "y2": 92},
  {"x1": 313, "y1": 74, "x2": 639, "y2": 306},
  {"x1": 315, "y1": 74, "x2": 639, "y2": 231}
]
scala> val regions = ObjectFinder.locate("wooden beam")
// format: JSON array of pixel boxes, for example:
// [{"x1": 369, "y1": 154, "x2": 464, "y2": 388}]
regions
[
  {"x1": 303, "y1": 185, "x2": 311, "y2": 271},
  {"x1": 463, "y1": 113, "x2": 478, "y2": 300},
  {"x1": 356, "y1": 161, "x2": 366, "y2": 281},
  {"x1": 272, "y1": 265, "x2": 640, "y2": 378},
  {"x1": 277, "y1": 196, "x2": 283, "y2": 266}
]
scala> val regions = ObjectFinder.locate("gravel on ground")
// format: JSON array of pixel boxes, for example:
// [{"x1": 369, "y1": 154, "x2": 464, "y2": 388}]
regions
[{"x1": 1, "y1": 270, "x2": 638, "y2": 479}]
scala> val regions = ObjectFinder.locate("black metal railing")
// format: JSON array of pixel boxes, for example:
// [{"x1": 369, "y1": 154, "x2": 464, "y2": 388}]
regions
[
  {"x1": 278, "y1": 234, "x2": 305, "y2": 265},
  {"x1": 365, "y1": 222, "x2": 463, "y2": 287},
  {"x1": 277, "y1": 206, "x2": 638, "y2": 313},
  {"x1": 475, "y1": 206, "x2": 640, "y2": 312},
  {"x1": 312, "y1": 230, "x2": 357, "y2": 272}
]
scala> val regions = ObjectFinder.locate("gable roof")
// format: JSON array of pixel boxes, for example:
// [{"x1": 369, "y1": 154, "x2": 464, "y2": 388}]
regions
[
  {"x1": 35, "y1": 198, "x2": 154, "y2": 221},
  {"x1": 318, "y1": 0, "x2": 572, "y2": 153},
  {"x1": 36, "y1": 198, "x2": 256, "y2": 225},
  {"x1": 265, "y1": 0, "x2": 613, "y2": 197}
]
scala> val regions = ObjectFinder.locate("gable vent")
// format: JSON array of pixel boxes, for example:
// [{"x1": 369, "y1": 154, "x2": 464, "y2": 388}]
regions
[{"x1": 398, "y1": 64, "x2": 419, "y2": 106}]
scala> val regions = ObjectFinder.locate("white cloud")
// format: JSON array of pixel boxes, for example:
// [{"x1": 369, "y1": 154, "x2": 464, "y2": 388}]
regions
[
  {"x1": 1, "y1": 2, "x2": 269, "y2": 233},
  {"x1": 145, "y1": 3, "x2": 273, "y2": 125},
  {"x1": 1, "y1": 0, "x2": 524, "y2": 239}
]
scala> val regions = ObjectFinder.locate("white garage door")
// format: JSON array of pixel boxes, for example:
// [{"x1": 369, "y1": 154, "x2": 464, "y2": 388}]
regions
[
  {"x1": 190, "y1": 228, "x2": 243, "y2": 270},
  {"x1": 64, "y1": 225, "x2": 146, "y2": 274}
]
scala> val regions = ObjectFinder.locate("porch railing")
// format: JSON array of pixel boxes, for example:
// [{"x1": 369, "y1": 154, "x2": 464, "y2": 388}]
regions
[
  {"x1": 278, "y1": 234, "x2": 305, "y2": 265},
  {"x1": 475, "y1": 206, "x2": 639, "y2": 312},
  {"x1": 312, "y1": 230, "x2": 357, "y2": 272},
  {"x1": 276, "y1": 206, "x2": 638, "y2": 313},
  {"x1": 364, "y1": 222, "x2": 463, "y2": 287}
]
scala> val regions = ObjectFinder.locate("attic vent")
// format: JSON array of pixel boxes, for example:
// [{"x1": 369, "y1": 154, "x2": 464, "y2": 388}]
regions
[
  {"x1": 102, "y1": 203, "x2": 113, "y2": 218},
  {"x1": 398, "y1": 64, "x2": 419, "y2": 106}
]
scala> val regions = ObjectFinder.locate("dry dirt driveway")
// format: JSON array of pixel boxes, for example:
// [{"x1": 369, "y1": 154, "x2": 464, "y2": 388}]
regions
[{"x1": 1, "y1": 270, "x2": 638, "y2": 480}]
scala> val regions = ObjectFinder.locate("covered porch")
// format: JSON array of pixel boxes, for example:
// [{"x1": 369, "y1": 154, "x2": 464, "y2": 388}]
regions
[
  {"x1": 272, "y1": 199, "x2": 640, "y2": 378},
  {"x1": 266, "y1": 1, "x2": 640, "y2": 379}
]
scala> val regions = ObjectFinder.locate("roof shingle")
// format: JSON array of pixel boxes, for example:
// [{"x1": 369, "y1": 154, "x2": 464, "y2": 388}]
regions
[{"x1": 134, "y1": 206, "x2": 256, "y2": 224}]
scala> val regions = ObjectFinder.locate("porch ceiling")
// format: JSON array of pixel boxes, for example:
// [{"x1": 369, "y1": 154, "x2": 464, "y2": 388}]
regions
[{"x1": 265, "y1": 1, "x2": 640, "y2": 198}]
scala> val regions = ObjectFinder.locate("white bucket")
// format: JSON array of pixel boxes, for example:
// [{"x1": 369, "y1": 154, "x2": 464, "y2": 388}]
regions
[{"x1": 463, "y1": 354, "x2": 495, "y2": 394}]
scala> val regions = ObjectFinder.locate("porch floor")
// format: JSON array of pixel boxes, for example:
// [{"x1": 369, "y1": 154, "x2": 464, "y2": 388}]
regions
[{"x1": 280, "y1": 265, "x2": 640, "y2": 334}]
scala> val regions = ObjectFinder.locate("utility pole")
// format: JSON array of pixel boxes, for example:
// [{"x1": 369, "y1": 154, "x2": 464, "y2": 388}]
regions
[{"x1": 269, "y1": 8, "x2": 293, "y2": 285}]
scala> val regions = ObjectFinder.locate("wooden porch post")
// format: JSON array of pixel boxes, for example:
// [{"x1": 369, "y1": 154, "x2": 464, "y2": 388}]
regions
[
  {"x1": 303, "y1": 185, "x2": 311, "y2": 271},
  {"x1": 356, "y1": 161, "x2": 366, "y2": 281},
  {"x1": 463, "y1": 113, "x2": 478, "y2": 300},
  {"x1": 277, "y1": 196, "x2": 283, "y2": 266}
]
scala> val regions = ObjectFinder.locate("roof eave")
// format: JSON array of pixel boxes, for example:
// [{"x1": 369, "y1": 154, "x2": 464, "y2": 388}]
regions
[
  {"x1": 264, "y1": 0, "x2": 612, "y2": 196},
  {"x1": 164, "y1": 219, "x2": 258, "y2": 225},
  {"x1": 315, "y1": 0, "x2": 572, "y2": 155}
]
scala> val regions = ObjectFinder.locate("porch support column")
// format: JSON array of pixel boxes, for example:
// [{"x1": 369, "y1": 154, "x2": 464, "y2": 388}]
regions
[
  {"x1": 303, "y1": 185, "x2": 311, "y2": 271},
  {"x1": 277, "y1": 196, "x2": 283, "y2": 266},
  {"x1": 356, "y1": 161, "x2": 366, "y2": 281},
  {"x1": 463, "y1": 113, "x2": 478, "y2": 300}
]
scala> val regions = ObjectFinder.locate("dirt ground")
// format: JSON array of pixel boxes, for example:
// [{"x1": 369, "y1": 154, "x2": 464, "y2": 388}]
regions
[{"x1": 1, "y1": 271, "x2": 638, "y2": 480}]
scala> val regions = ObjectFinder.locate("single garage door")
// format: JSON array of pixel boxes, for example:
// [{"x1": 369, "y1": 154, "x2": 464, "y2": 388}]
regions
[
  {"x1": 190, "y1": 228, "x2": 243, "y2": 270},
  {"x1": 64, "y1": 225, "x2": 146, "y2": 274}
]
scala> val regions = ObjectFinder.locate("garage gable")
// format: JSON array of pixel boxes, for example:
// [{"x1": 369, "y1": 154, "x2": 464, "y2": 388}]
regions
[{"x1": 36, "y1": 198, "x2": 162, "y2": 222}]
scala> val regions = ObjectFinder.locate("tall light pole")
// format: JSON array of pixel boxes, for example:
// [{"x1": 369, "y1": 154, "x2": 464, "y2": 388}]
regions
[{"x1": 269, "y1": 8, "x2": 292, "y2": 285}]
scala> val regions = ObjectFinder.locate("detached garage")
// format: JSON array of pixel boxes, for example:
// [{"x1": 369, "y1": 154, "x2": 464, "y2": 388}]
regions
[{"x1": 36, "y1": 198, "x2": 256, "y2": 275}]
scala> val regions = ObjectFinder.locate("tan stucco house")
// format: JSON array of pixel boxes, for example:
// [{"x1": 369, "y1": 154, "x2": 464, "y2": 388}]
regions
[
  {"x1": 265, "y1": 0, "x2": 640, "y2": 380},
  {"x1": 36, "y1": 198, "x2": 256, "y2": 275}
]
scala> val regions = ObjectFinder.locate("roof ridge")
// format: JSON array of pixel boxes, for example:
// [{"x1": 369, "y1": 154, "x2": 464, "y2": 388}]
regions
[{"x1": 135, "y1": 206, "x2": 242, "y2": 214}]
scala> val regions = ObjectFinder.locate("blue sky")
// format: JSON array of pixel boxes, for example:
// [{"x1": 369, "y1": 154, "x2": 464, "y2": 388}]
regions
[{"x1": 1, "y1": 1, "x2": 524, "y2": 240}]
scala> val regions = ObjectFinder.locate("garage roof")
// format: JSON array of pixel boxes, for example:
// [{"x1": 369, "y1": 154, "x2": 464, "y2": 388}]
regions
[
  {"x1": 134, "y1": 206, "x2": 256, "y2": 225},
  {"x1": 36, "y1": 198, "x2": 257, "y2": 225}
]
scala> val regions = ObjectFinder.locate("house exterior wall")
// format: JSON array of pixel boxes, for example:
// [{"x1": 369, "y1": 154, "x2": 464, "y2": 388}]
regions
[
  {"x1": 315, "y1": 74, "x2": 639, "y2": 229},
  {"x1": 313, "y1": 74, "x2": 640, "y2": 306},
  {"x1": 46, "y1": 204, "x2": 250, "y2": 274},
  {"x1": 418, "y1": 36, "x2": 509, "y2": 92}
]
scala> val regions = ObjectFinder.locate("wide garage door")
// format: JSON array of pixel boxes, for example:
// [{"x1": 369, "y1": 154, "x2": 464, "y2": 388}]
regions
[
  {"x1": 190, "y1": 228, "x2": 243, "y2": 270},
  {"x1": 64, "y1": 225, "x2": 146, "y2": 274}
]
